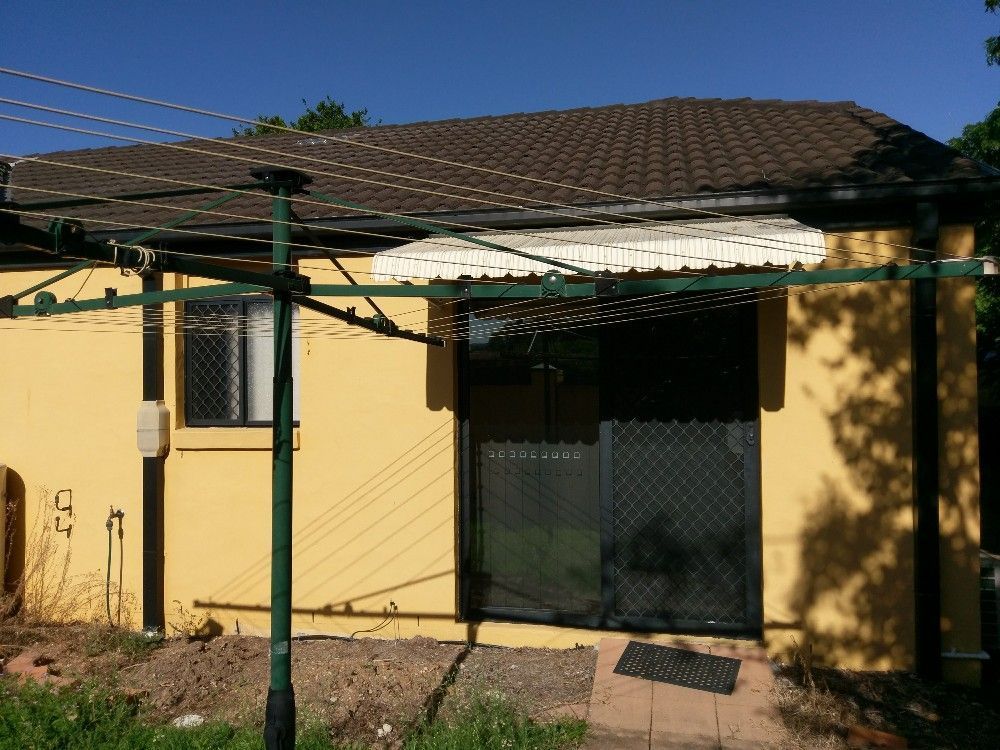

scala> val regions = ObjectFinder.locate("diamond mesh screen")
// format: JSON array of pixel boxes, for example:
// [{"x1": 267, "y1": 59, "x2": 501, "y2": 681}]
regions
[
  {"x1": 607, "y1": 302, "x2": 757, "y2": 627},
  {"x1": 611, "y1": 418, "x2": 749, "y2": 623},
  {"x1": 463, "y1": 298, "x2": 759, "y2": 632},
  {"x1": 186, "y1": 302, "x2": 241, "y2": 423}
]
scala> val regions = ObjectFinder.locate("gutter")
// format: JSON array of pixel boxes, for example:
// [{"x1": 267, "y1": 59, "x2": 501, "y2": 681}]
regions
[
  {"x1": 139, "y1": 272, "x2": 166, "y2": 634},
  {"x1": 69, "y1": 176, "x2": 1000, "y2": 246},
  {"x1": 911, "y1": 201, "x2": 942, "y2": 679}
]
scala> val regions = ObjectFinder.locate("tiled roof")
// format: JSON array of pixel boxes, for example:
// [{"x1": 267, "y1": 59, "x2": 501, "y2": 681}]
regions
[{"x1": 5, "y1": 97, "x2": 997, "y2": 232}]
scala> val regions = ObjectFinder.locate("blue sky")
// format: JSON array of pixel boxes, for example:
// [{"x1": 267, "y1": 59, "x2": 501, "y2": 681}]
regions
[{"x1": 1, "y1": 1, "x2": 997, "y2": 156}]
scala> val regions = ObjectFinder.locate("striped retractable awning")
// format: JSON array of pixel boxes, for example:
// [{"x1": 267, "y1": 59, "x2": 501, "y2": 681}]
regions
[{"x1": 370, "y1": 217, "x2": 827, "y2": 281}]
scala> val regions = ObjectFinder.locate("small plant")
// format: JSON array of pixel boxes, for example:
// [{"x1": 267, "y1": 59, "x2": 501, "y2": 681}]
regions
[
  {"x1": 82, "y1": 624, "x2": 162, "y2": 660},
  {"x1": 167, "y1": 600, "x2": 210, "y2": 639},
  {"x1": 2, "y1": 486, "x2": 105, "y2": 625},
  {"x1": 0, "y1": 680, "x2": 344, "y2": 749},
  {"x1": 789, "y1": 636, "x2": 817, "y2": 692}
]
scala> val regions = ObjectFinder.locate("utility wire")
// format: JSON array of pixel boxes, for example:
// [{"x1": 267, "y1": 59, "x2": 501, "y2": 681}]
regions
[
  {"x1": 3, "y1": 200, "x2": 854, "y2": 338},
  {"x1": 10, "y1": 176, "x2": 829, "y2": 279},
  {"x1": 2, "y1": 139, "x2": 856, "y2": 275},
  {"x1": 3, "y1": 157, "x2": 914, "y2": 338},
  {"x1": 0, "y1": 283, "x2": 858, "y2": 350},
  {"x1": 5, "y1": 278, "x2": 879, "y2": 345},
  {"x1": 0, "y1": 66, "x2": 950, "y2": 263},
  {"x1": 2, "y1": 203, "x2": 550, "y2": 284},
  {"x1": 0, "y1": 97, "x2": 919, "y2": 266},
  {"x1": 11, "y1": 269, "x2": 816, "y2": 343}
]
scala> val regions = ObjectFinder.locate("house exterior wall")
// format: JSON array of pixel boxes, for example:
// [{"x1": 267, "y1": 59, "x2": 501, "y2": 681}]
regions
[
  {"x1": 759, "y1": 225, "x2": 980, "y2": 682},
  {"x1": 0, "y1": 269, "x2": 144, "y2": 620},
  {"x1": 0, "y1": 227, "x2": 981, "y2": 681}
]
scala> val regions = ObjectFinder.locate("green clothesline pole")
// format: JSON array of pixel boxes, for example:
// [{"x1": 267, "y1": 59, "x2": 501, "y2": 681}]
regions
[{"x1": 259, "y1": 168, "x2": 309, "y2": 750}]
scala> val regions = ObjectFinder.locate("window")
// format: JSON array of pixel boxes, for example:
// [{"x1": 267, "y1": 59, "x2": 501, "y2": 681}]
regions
[{"x1": 184, "y1": 298, "x2": 300, "y2": 426}]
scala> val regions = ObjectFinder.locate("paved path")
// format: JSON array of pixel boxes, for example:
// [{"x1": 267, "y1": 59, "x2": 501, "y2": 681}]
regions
[{"x1": 584, "y1": 638, "x2": 787, "y2": 749}]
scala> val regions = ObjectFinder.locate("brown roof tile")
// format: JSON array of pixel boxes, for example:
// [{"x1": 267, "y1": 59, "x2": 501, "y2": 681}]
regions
[{"x1": 4, "y1": 96, "x2": 997, "y2": 232}]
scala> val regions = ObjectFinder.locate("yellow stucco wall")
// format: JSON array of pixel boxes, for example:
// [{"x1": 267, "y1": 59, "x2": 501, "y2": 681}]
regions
[
  {"x1": 0, "y1": 230, "x2": 982, "y2": 678},
  {"x1": 759, "y1": 226, "x2": 980, "y2": 681},
  {"x1": 0, "y1": 269, "x2": 144, "y2": 622},
  {"x1": 936, "y1": 225, "x2": 982, "y2": 684}
]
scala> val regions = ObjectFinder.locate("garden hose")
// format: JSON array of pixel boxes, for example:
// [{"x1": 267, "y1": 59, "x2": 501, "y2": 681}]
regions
[
  {"x1": 104, "y1": 507, "x2": 125, "y2": 627},
  {"x1": 105, "y1": 510, "x2": 113, "y2": 627},
  {"x1": 116, "y1": 513, "x2": 124, "y2": 626}
]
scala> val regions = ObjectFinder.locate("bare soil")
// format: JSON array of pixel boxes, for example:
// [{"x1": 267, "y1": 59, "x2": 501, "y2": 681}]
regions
[
  {"x1": 8, "y1": 622, "x2": 999, "y2": 749},
  {"x1": 0, "y1": 623, "x2": 595, "y2": 747},
  {"x1": 119, "y1": 635, "x2": 465, "y2": 745},
  {"x1": 438, "y1": 645, "x2": 597, "y2": 722}
]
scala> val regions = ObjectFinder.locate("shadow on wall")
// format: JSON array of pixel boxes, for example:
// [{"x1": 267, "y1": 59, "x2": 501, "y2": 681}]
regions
[
  {"x1": 783, "y1": 263, "x2": 918, "y2": 670},
  {"x1": 426, "y1": 301, "x2": 456, "y2": 412},
  {"x1": 2, "y1": 467, "x2": 26, "y2": 612},
  {"x1": 774, "y1": 247, "x2": 979, "y2": 672},
  {"x1": 982, "y1": 404, "x2": 1000, "y2": 553},
  {"x1": 194, "y1": 421, "x2": 459, "y2": 632}
]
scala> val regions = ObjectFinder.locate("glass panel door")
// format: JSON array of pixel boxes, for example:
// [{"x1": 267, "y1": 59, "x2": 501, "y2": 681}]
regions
[{"x1": 466, "y1": 304, "x2": 602, "y2": 615}]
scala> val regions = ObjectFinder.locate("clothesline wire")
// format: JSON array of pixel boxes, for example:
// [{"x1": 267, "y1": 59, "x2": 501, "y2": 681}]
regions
[
  {"x1": 0, "y1": 66, "x2": 955, "y2": 263},
  {"x1": 2, "y1": 132, "x2": 874, "y2": 278},
  {"x1": 0, "y1": 99, "x2": 925, "y2": 267}
]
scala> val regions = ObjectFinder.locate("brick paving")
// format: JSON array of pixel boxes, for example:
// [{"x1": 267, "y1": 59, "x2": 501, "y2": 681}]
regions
[{"x1": 584, "y1": 638, "x2": 787, "y2": 749}]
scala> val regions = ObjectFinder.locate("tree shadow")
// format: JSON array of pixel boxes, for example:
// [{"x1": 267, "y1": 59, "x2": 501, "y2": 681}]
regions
[
  {"x1": 784, "y1": 269, "x2": 916, "y2": 670},
  {"x1": 777, "y1": 232, "x2": 980, "y2": 676}
]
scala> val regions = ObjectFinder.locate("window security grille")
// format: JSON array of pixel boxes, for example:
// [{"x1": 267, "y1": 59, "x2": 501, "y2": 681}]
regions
[{"x1": 184, "y1": 298, "x2": 300, "y2": 426}]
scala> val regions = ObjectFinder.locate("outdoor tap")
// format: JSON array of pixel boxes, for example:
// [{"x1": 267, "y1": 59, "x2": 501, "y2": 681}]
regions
[{"x1": 107, "y1": 506, "x2": 125, "y2": 532}]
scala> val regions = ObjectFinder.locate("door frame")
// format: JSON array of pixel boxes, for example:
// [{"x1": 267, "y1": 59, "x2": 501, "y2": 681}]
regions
[{"x1": 456, "y1": 299, "x2": 764, "y2": 638}]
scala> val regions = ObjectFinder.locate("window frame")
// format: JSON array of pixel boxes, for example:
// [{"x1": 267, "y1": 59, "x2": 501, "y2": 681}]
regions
[{"x1": 183, "y1": 296, "x2": 300, "y2": 428}]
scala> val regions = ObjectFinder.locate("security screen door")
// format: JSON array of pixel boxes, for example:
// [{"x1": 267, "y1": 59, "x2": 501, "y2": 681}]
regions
[{"x1": 462, "y1": 296, "x2": 762, "y2": 636}]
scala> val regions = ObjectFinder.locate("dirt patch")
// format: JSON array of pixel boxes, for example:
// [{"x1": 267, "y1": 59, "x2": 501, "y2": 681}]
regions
[
  {"x1": 0, "y1": 622, "x2": 143, "y2": 681},
  {"x1": 1, "y1": 624, "x2": 597, "y2": 745},
  {"x1": 775, "y1": 665, "x2": 1000, "y2": 750},
  {"x1": 438, "y1": 645, "x2": 597, "y2": 722},
  {"x1": 119, "y1": 635, "x2": 465, "y2": 746}
]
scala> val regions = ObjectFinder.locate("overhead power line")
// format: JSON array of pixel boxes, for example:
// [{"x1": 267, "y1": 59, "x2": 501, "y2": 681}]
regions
[
  {"x1": 0, "y1": 96, "x2": 930, "y2": 267},
  {"x1": 0, "y1": 66, "x2": 952, "y2": 263}
]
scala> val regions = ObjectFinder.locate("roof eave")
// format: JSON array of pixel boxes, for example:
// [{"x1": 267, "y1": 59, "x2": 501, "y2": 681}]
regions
[{"x1": 52, "y1": 175, "x2": 1000, "y2": 247}]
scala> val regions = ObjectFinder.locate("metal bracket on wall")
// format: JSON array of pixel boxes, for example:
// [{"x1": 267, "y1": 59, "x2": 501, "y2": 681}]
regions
[
  {"x1": 540, "y1": 271, "x2": 566, "y2": 297},
  {"x1": 54, "y1": 489, "x2": 73, "y2": 536},
  {"x1": 33, "y1": 291, "x2": 56, "y2": 315},
  {"x1": 54, "y1": 489, "x2": 72, "y2": 513}
]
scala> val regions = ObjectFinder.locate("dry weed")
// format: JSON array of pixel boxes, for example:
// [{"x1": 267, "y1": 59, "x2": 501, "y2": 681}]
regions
[{"x1": 1, "y1": 486, "x2": 106, "y2": 625}]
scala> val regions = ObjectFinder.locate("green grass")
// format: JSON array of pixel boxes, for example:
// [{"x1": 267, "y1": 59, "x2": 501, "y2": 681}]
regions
[
  {"x1": 405, "y1": 694, "x2": 587, "y2": 750},
  {"x1": 0, "y1": 680, "x2": 339, "y2": 750},
  {"x1": 0, "y1": 681, "x2": 586, "y2": 750}
]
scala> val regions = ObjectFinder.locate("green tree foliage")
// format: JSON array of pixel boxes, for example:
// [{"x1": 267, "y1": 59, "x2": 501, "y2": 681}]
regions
[
  {"x1": 987, "y1": 0, "x2": 1000, "y2": 65},
  {"x1": 949, "y1": 103, "x2": 1000, "y2": 404},
  {"x1": 943, "y1": 1, "x2": 1000, "y2": 406},
  {"x1": 234, "y1": 96, "x2": 372, "y2": 137}
]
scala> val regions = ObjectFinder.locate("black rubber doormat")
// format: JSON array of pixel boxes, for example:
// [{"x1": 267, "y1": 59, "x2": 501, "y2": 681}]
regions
[{"x1": 613, "y1": 641, "x2": 741, "y2": 695}]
